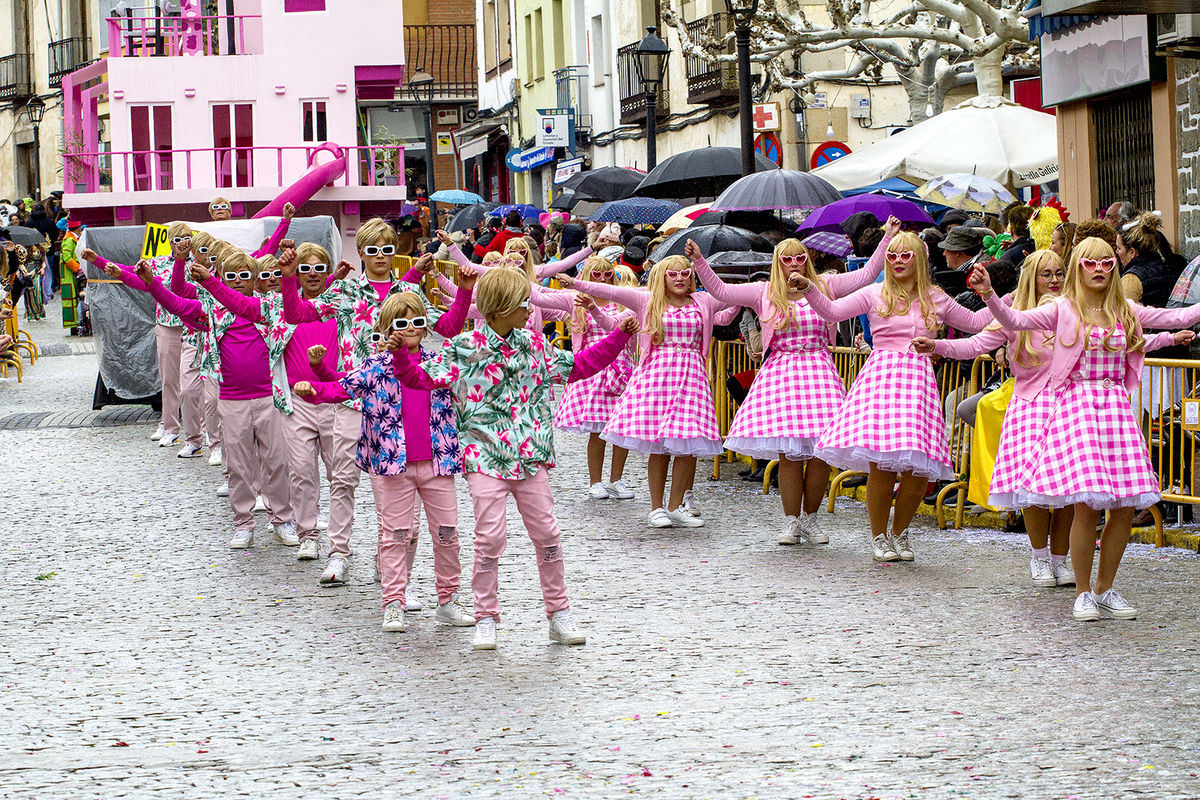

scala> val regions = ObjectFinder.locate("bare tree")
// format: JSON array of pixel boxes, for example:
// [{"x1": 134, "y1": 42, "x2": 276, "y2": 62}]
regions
[{"x1": 662, "y1": 0, "x2": 1035, "y2": 123}]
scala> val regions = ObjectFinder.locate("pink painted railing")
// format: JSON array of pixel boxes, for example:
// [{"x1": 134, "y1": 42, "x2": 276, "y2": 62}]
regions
[
  {"x1": 105, "y1": 14, "x2": 263, "y2": 58},
  {"x1": 63, "y1": 145, "x2": 406, "y2": 195}
]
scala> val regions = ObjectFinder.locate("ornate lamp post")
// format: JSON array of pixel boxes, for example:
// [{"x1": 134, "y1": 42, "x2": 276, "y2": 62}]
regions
[
  {"x1": 633, "y1": 26, "x2": 670, "y2": 171},
  {"x1": 725, "y1": 0, "x2": 759, "y2": 176},
  {"x1": 410, "y1": 68, "x2": 437, "y2": 223},
  {"x1": 24, "y1": 96, "x2": 46, "y2": 199}
]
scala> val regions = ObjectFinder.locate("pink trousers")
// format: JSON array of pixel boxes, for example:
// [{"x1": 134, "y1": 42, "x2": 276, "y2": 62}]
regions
[
  {"x1": 155, "y1": 324, "x2": 183, "y2": 435},
  {"x1": 218, "y1": 395, "x2": 293, "y2": 530},
  {"x1": 203, "y1": 375, "x2": 222, "y2": 453},
  {"x1": 282, "y1": 399, "x2": 336, "y2": 542},
  {"x1": 370, "y1": 463, "x2": 460, "y2": 612},
  {"x1": 465, "y1": 467, "x2": 569, "y2": 623},
  {"x1": 178, "y1": 339, "x2": 205, "y2": 448},
  {"x1": 326, "y1": 405, "x2": 362, "y2": 556}
]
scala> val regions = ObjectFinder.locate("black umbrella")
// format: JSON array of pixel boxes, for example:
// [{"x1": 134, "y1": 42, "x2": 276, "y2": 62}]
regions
[
  {"x1": 651, "y1": 224, "x2": 774, "y2": 262},
  {"x1": 446, "y1": 202, "x2": 500, "y2": 233},
  {"x1": 704, "y1": 250, "x2": 774, "y2": 281},
  {"x1": 633, "y1": 147, "x2": 780, "y2": 201},
  {"x1": 3, "y1": 226, "x2": 49, "y2": 247},
  {"x1": 549, "y1": 191, "x2": 578, "y2": 211},
  {"x1": 710, "y1": 170, "x2": 842, "y2": 211},
  {"x1": 690, "y1": 209, "x2": 784, "y2": 235},
  {"x1": 562, "y1": 166, "x2": 645, "y2": 203}
]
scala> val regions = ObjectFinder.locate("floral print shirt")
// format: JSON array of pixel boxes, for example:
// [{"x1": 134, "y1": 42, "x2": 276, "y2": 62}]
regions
[
  {"x1": 339, "y1": 348, "x2": 461, "y2": 476},
  {"x1": 150, "y1": 254, "x2": 192, "y2": 328}
]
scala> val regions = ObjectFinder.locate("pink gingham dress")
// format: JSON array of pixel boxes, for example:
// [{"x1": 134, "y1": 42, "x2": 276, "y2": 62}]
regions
[
  {"x1": 815, "y1": 348, "x2": 955, "y2": 481},
  {"x1": 554, "y1": 306, "x2": 635, "y2": 434},
  {"x1": 602, "y1": 303, "x2": 723, "y2": 457},
  {"x1": 998, "y1": 324, "x2": 1160, "y2": 510},
  {"x1": 724, "y1": 300, "x2": 845, "y2": 460}
]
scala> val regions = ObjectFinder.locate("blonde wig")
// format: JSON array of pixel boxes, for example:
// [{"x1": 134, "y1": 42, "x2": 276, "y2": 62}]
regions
[
  {"x1": 643, "y1": 255, "x2": 695, "y2": 346},
  {"x1": 877, "y1": 231, "x2": 938, "y2": 330},
  {"x1": 1062, "y1": 237, "x2": 1144, "y2": 353}
]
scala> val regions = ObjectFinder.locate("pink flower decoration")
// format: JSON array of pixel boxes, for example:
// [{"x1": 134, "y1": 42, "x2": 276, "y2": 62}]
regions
[
  {"x1": 466, "y1": 383, "x2": 484, "y2": 403},
  {"x1": 519, "y1": 437, "x2": 534, "y2": 457},
  {"x1": 483, "y1": 363, "x2": 503, "y2": 385},
  {"x1": 463, "y1": 444, "x2": 480, "y2": 461}
]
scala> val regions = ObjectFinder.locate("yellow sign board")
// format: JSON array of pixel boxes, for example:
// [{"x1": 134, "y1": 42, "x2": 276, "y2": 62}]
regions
[
  {"x1": 142, "y1": 223, "x2": 172, "y2": 259},
  {"x1": 1183, "y1": 399, "x2": 1200, "y2": 431}
]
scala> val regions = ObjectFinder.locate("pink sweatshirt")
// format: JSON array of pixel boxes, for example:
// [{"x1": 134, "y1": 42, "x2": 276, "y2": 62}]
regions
[
  {"x1": 444, "y1": 242, "x2": 592, "y2": 281},
  {"x1": 284, "y1": 318, "x2": 339, "y2": 387}
]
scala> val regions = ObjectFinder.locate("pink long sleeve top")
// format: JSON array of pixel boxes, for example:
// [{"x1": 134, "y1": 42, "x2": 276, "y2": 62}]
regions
[
  {"x1": 197, "y1": 275, "x2": 281, "y2": 400},
  {"x1": 803, "y1": 283, "x2": 994, "y2": 352},
  {"x1": 983, "y1": 292, "x2": 1200, "y2": 400},
  {"x1": 400, "y1": 264, "x2": 569, "y2": 330},
  {"x1": 692, "y1": 235, "x2": 890, "y2": 352},
  {"x1": 253, "y1": 217, "x2": 291, "y2": 258},
  {"x1": 443, "y1": 242, "x2": 592, "y2": 281}
]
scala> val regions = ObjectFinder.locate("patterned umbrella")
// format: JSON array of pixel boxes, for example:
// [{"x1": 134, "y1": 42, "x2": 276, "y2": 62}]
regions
[
  {"x1": 916, "y1": 173, "x2": 1015, "y2": 215},
  {"x1": 658, "y1": 203, "x2": 712, "y2": 232},
  {"x1": 591, "y1": 197, "x2": 682, "y2": 225},
  {"x1": 429, "y1": 189, "x2": 486, "y2": 206},
  {"x1": 797, "y1": 194, "x2": 934, "y2": 234},
  {"x1": 710, "y1": 170, "x2": 842, "y2": 211},
  {"x1": 801, "y1": 231, "x2": 853, "y2": 259}
]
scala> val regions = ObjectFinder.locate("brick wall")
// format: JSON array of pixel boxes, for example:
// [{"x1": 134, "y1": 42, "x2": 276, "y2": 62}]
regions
[
  {"x1": 427, "y1": 0, "x2": 475, "y2": 25},
  {"x1": 1177, "y1": 58, "x2": 1200, "y2": 259}
]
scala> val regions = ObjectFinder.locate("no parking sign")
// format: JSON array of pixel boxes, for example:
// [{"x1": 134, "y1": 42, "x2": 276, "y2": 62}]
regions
[{"x1": 811, "y1": 141, "x2": 852, "y2": 170}]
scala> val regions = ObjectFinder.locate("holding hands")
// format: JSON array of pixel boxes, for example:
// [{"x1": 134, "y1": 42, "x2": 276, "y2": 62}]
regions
[
  {"x1": 414, "y1": 253, "x2": 436, "y2": 275},
  {"x1": 435, "y1": 229, "x2": 453, "y2": 245},
  {"x1": 910, "y1": 336, "x2": 936, "y2": 355},
  {"x1": 787, "y1": 272, "x2": 812, "y2": 294},
  {"x1": 134, "y1": 259, "x2": 155, "y2": 285},
  {"x1": 556, "y1": 274, "x2": 576, "y2": 289},
  {"x1": 278, "y1": 246, "x2": 298, "y2": 277},
  {"x1": 619, "y1": 316, "x2": 639, "y2": 335},
  {"x1": 457, "y1": 264, "x2": 479, "y2": 291},
  {"x1": 190, "y1": 261, "x2": 212, "y2": 282}
]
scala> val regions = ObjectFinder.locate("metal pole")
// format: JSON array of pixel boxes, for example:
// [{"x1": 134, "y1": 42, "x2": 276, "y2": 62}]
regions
[
  {"x1": 32, "y1": 123, "x2": 42, "y2": 199},
  {"x1": 645, "y1": 87, "x2": 658, "y2": 171},
  {"x1": 736, "y1": 24, "x2": 754, "y2": 177},
  {"x1": 423, "y1": 103, "x2": 437, "y2": 229}
]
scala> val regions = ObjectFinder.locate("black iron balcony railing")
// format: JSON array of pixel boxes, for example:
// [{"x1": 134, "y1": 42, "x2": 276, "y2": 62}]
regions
[
  {"x1": 404, "y1": 24, "x2": 479, "y2": 100},
  {"x1": 554, "y1": 65, "x2": 592, "y2": 130},
  {"x1": 616, "y1": 41, "x2": 669, "y2": 125},
  {"x1": 685, "y1": 13, "x2": 738, "y2": 106},
  {"x1": 0, "y1": 53, "x2": 33, "y2": 101},
  {"x1": 49, "y1": 37, "x2": 90, "y2": 89}
]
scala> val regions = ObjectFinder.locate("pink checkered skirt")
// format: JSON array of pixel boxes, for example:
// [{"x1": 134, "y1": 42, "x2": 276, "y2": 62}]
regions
[
  {"x1": 814, "y1": 348, "x2": 955, "y2": 481},
  {"x1": 602, "y1": 305, "x2": 722, "y2": 457},
  {"x1": 555, "y1": 347, "x2": 634, "y2": 434},
  {"x1": 998, "y1": 327, "x2": 1159, "y2": 510},
  {"x1": 987, "y1": 390, "x2": 1060, "y2": 509}
]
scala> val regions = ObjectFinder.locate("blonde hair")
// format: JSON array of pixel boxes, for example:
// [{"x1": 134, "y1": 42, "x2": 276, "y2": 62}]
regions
[
  {"x1": 191, "y1": 230, "x2": 215, "y2": 252},
  {"x1": 481, "y1": 251, "x2": 504, "y2": 266},
  {"x1": 256, "y1": 255, "x2": 278, "y2": 272},
  {"x1": 296, "y1": 242, "x2": 332, "y2": 265},
  {"x1": 356, "y1": 217, "x2": 398, "y2": 251},
  {"x1": 375, "y1": 291, "x2": 426, "y2": 333},
  {"x1": 569, "y1": 256, "x2": 618, "y2": 334},
  {"x1": 1000, "y1": 249, "x2": 1063, "y2": 368},
  {"x1": 1063, "y1": 237, "x2": 1144, "y2": 353},
  {"x1": 878, "y1": 231, "x2": 938, "y2": 330},
  {"x1": 765, "y1": 238, "x2": 824, "y2": 331},
  {"x1": 643, "y1": 255, "x2": 694, "y2": 345},
  {"x1": 222, "y1": 250, "x2": 257, "y2": 275},
  {"x1": 503, "y1": 237, "x2": 536, "y2": 280},
  {"x1": 476, "y1": 267, "x2": 531, "y2": 319},
  {"x1": 209, "y1": 196, "x2": 229, "y2": 210},
  {"x1": 209, "y1": 240, "x2": 237, "y2": 271},
  {"x1": 167, "y1": 221, "x2": 192, "y2": 240},
  {"x1": 614, "y1": 264, "x2": 638, "y2": 287}
]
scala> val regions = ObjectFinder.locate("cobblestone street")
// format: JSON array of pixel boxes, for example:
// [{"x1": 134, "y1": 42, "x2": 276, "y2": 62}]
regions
[{"x1": 4, "y1": 314, "x2": 1200, "y2": 798}]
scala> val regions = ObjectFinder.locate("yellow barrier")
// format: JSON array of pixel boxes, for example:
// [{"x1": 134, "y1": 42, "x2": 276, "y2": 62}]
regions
[{"x1": 707, "y1": 339, "x2": 758, "y2": 479}]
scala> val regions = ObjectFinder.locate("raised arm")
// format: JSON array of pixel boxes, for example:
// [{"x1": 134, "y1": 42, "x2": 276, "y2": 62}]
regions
[
  {"x1": 570, "y1": 278, "x2": 650, "y2": 316},
  {"x1": 145, "y1": 277, "x2": 209, "y2": 330},
  {"x1": 199, "y1": 275, "x2": 265, "y2": 323},
  {"x1": 392, "y1": 347, "x2": 443, "y2": 391},
  {"x1": 692, "y1": 255, "x2": 766, "y2": 307},
  {"x1": 936, "y1": 292, "x2": 995, "y2": 335},
  {"x1": 566, "y1": 322, "x2": 636, "y2": 383},
  {"x1": 170, "y1": 257, "x2": 198, "y2": 300},
  {"x1": 537, "y1": 246, "x2": 593, "y2": 279},
  {"x1": 281, "y1": 274, "x2": 334, "y2": 324},
  {"x1": 824, "y1": 230, "x2": 893, "y2": 297},
  {"x1": 1137, "y1": 301, "x2": 1200, "y2": 331},
  {"x1": 798, "y1": 281, "x2": 876, "y2": 323},
  {"x1": 983, "y1": 290, "x2": 1059, "y2": 332},
  {"x1": 252, "y1": 215, "x2": 291, "y2": 258},
  {"x1": 529, "y1": 282, "x2": 576, "y2": 314},
  {"x1": 431, "y1": 285, "x2": 473, "y2": 337},
  {"x1": 931, "y1": 327, "x2": 1008, "y2": 360}
]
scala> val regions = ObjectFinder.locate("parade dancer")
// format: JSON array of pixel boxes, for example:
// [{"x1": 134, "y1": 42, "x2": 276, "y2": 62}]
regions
[
  {"x1": 790, "y1": 231, "x2": 993, "y2": 563},
  {"x1": 970, "y1": 238, "x2": 1200, "y2": 621},
  {"x1": 691, "y1": 220, "x2": 897, "y2": 546},
  {"x1": 188, "y1": 231, "x2": 224, "y2": 468},
  {"x1": 294, "y1": 279, "x2": 479, "y2": 633},
  {"x1": 562, "y1": 255, "x2": 737, "y2": 529},
  {"x1": 390, "y1": 268, "x2": 638, "y2": 650}
]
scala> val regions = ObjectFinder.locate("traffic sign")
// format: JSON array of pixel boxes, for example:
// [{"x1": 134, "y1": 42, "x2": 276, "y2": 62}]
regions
[
  {"x1": 811, "y1": 140, "x2": 852, "y2": 169},
  {"x1": 754, "y1": 132, "x2": 782, "y2": 166}
]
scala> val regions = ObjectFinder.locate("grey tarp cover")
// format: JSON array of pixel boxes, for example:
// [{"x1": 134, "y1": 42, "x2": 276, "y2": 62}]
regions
[{"x1": 80, "y1": 216, "x2": 340, "y2": 401}]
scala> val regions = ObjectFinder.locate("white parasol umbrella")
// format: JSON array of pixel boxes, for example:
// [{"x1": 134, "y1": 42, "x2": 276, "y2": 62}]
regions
[{"x1": 811, "y1": 95, "x2": 1058, "y2": 191}]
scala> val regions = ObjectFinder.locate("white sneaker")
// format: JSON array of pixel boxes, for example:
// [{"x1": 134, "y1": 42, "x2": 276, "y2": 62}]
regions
[
  {"x1": 681, "y1": 490, "x2": 701, "y2": 518},
  {"x1": 316, "y1": 511, "x2": 329, "y2": 531},
  {"x1": 158, "y1": 433, "x2": 180, "y2": 447},
  {"x1": 208, "y1": 447, "x2": 223, "y2": 466},
  {"x1": 320, "y1": 554, "x2": 349, "y2": 585},
  {"x1": 647, "y1": 508, "x2": 673, "y2": 528},
  {"x1": 549, "y1": 609, "x2": 587, "y2": 645},
  {"x1": 777, "y1": 517, "x2": 803, "y2": 546},
  {"x1": 589, "y1": 482, "x2": 610, "y2": 499},
  {"x1": 382, "y1": 602, "x2": 406, "y2": 632},
  {"x1": 150, "y1": 426, "x2": 166, "y2": 441},
  {"x1": 606, "y1": 480, "x2": 635, "y2": 500},
  {"x1": 405, "y1": 594, "x2": 424, "y2": 612},
  {"x1": 893, "y1": 532, "x2": 914, "y2": 561},
  {"x1": 434, "y1": 593, "x2": 475, "y2": 626},
  {"x1": 215, "y1": 482, "x2": 230, "y2": 497},
  {"x1": 1052, "y1": 559, "x2": 1075, "y2": 587},
  {"x1": 666, "y1": 508, "x2": 704, "y2": 528},
  {"x1": 297, "y1": 539, "x2": 320, "y2": 560},
  {"x1": 871, "y1": 534, "x2": 900, "y2": 562},
  {"x1": 1030, "y1": 556, "x2": 1056, "y2": 588},
  {"x1": 473, "y1": 617, "x2": 497, "y2": 650},
  {"x1": 1073, "y1": 591, "x2": 1100, "y2": 621},
  {"x1": 801, "y1": 512, "x2": 830, "y2": 544},
  {"x1": 272, "y1": 521, "x2": 299, "y2": 546},
  {"x1": 1094, "y1": 588, "x2": 1137, "y2": 619},
  {"x1": 253, "y1": 495, "x2": 268, "y2": 512},
  {"x1": 177, "y1": 443, "x2": 203, "y2": 459},
  {"x1": 228, "y1": 529, "x2": 254, "y2": 549}
]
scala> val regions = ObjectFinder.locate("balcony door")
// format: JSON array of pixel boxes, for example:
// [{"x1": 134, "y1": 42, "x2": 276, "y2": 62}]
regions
[
  {"x1": 130, "y1": 104, "x2": 173, "y2": 191},
  {"x1": 213, "y1": 103, "x2": 254, "y2": 188}
]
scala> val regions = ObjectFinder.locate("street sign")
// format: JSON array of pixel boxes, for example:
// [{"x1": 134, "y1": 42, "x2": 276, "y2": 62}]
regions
[
  {"x1": 752, "y1": 102, "x2": 780, "y2": 131},
  {"x1": 436, "y1": 134, "x2": 454, "y2": 155},
  {"x1": 536, "y1": 107, "x2": 576, "y2": 153},
  {"x1": 554, "y1": 157, "x2": 585, "y2": 184},
  {"x1": 754, "y1": 132, "x2": 782, "y2": 166},
  {"x1": 505, "y1": 146, "x2": 555, "y2": 172},
  {"x1": 811, "y1": 140, "x2": 852, "y2": 169}
]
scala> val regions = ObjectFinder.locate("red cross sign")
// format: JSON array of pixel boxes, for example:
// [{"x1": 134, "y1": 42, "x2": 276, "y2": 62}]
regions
[{"x1": 752, "y1": 103, "x2": 780, "y2": 132}]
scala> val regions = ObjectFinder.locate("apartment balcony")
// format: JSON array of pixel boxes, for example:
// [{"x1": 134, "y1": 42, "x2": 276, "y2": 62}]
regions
[
  {"x1": 554, "y1": 65, "x2": 592, "y2": 132},
  {"x1": 685, "y1": 13, "x2": 738, "y2": 106},
  {"x1": 105, "y1": 11, "x2": 263, "y2": 58},
  {"x1": 616, "y1": 42, "x2": 669, "y2": 126},
  {"x1": 404, "y1": 24, "x2": 478, "y2": 101},
  {"x1": 49, "y1": 37, "x2": 91, "y2": 90},
  {"x1": 0, "y1": 54, "x2": 33, "y2": 102}
]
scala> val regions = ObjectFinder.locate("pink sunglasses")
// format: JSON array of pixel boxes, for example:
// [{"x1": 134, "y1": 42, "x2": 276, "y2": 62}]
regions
[
  {"x1": 885, "y1": 250, "x2": 915, "y2": 264},
  {"x1": 779, "y1": 253, "x2": 808, "y2": 267},
  {"x1": 665, "y1": 268, "x2": 692, "y2": 280},
  {"x1": 591, "y1": 269, "x2": 614, "y2": 280},
  {"x1": 1080, "y1": 257, "x2": 1117, "y2": 273}
]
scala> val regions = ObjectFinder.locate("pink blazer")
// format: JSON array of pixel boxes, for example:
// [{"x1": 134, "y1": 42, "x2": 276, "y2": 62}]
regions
[
  {"x1": 569, "y1": 279, "x2": 735, "y2": 363},
  {"x1": 804, "y1": 283, "x2": 994, "y2": 351},
  {"x1": 984, "y1": 292, "x2": 1200, "y2": 399},
  {"x1": 692, "y1": 234, "x2": 891, "y2": 352}
]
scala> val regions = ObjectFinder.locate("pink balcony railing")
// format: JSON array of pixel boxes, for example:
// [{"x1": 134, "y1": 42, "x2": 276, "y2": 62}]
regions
[
  {"x1": 62, "y1": 145, "x2": 407, "y2": 195},
  {"x1": 105, "y1": 13, "x2": 263, "y2": 58}
]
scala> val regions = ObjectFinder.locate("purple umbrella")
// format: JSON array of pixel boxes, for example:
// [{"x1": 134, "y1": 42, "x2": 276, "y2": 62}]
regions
[{"x1": 797, "y1": 194, "x2": 934, "y2": 235}]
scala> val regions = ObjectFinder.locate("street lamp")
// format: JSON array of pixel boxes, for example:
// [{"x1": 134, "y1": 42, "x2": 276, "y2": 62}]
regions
[
  {"x1": 633, "y1": 26, "x2": 670, "y2": 171},
  {"x1": 409, "y1": 68, "x2": 437, "y2": 223},
  {"x1": 23, "y1": 96, "x2": 46, "y2": 200},
  {"x1": 724, "y1": 0, "x2": 759, "y2": 176}
]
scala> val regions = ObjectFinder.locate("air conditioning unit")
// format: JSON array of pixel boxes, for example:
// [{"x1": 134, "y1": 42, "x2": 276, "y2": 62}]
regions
[
  {"x1": 1158, "y1": 14, "x2": 1200, "y2": 46},
  {"x1": 462, "y1": 105, "x2": 481, "y2": 123}
]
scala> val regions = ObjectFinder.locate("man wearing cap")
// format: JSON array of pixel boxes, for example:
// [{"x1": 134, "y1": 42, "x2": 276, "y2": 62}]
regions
[
  {"x1": 939, "y1": 224, "x2": 991, "y2": 274},
  {"x1": 618, "y1": 236, "x2": 650, "y2": 276}
]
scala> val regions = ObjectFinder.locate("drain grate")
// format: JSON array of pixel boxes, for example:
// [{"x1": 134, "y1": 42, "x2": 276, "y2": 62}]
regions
[{"x1": 0, "y1": 406, "x2": 157, "y2": 430}]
